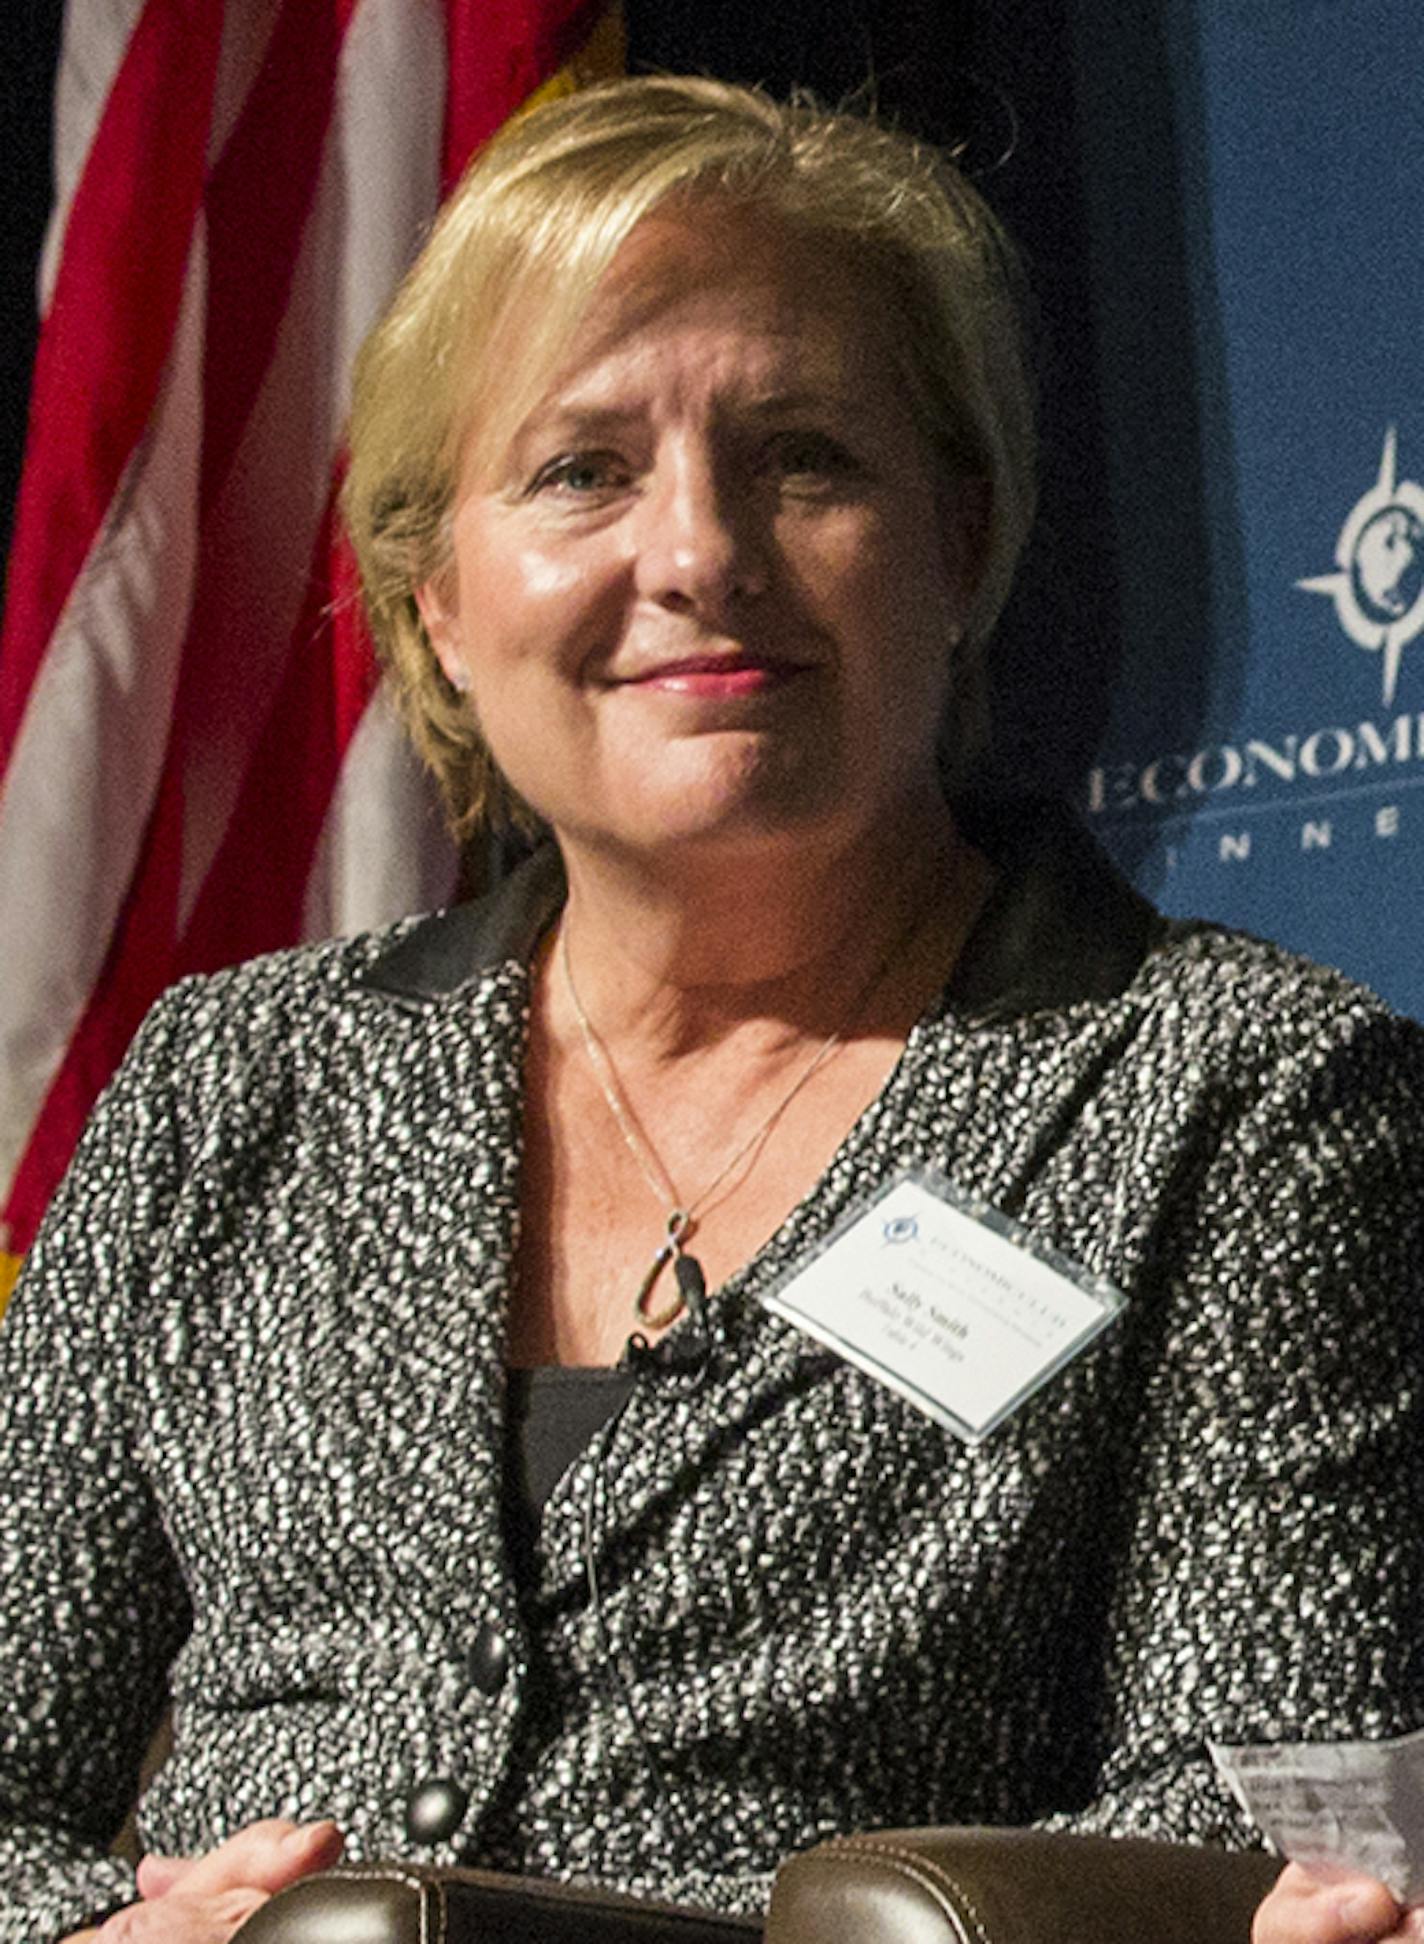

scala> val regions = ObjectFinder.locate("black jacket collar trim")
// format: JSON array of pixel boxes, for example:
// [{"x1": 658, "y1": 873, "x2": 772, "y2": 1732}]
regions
[
  {"x1": 356, "y1": 799, "x2": 1160, "y2": 1019},
  {"x1": 948, "y1": 797, "x2": 1161, "y2": 1017},
  {"x1": 356, "y1": 845, "x2": 566, "y2": 1006}
]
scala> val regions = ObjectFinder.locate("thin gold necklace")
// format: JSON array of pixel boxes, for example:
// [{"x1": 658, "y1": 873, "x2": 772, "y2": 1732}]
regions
[{"x1": 558, "y1": 900, "x2": 927, "y2": 1333}]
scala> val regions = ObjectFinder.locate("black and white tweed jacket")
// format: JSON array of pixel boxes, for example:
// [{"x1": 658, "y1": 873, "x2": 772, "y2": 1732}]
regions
[{"x1": 3, "y1": 806, "x2": 1424, "y2": 1938}]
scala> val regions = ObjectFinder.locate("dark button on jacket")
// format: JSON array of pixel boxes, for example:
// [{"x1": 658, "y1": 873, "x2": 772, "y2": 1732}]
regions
[
  {"x1": 405, "y1": 1776, "x2": 470, "y2": 1846},
  {"x1": 469, "y1": 1621, "x2": 511, "y2": 1696}
]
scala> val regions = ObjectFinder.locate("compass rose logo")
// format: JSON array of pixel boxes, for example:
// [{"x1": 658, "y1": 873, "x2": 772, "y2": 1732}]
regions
[{"x1": 1297, "y1": 427, "x2": 1424, "y2": 707}]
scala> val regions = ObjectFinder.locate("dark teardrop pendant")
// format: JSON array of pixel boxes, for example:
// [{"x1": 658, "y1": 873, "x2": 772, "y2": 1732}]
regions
[{"x1": 674, "y1": 1250, "x2": 707, "y2": 1312}]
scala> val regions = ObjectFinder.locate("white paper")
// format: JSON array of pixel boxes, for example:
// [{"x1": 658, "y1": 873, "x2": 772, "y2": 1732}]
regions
[
  {"x1": 1210, "y1": 1728, "x2": 1424, "y2": 1903},
  {"x1": 760, "y1": 1169, "x2": 1123, "y2": 1442}
]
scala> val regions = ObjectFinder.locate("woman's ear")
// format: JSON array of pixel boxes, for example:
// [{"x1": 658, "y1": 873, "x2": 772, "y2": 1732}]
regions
[{"x1": 415, "y1": 577, "x2": 471, "y2": 692}]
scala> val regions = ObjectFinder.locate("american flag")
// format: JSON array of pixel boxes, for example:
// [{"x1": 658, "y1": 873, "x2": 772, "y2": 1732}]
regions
[{"x1": 0, "y1": 0, "x2": 623, "y2": 1309}]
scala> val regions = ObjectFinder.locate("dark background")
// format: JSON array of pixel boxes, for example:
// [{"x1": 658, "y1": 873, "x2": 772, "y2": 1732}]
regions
[{"x1": 1, "y1": 0, "x2": 61, "y2": 569}]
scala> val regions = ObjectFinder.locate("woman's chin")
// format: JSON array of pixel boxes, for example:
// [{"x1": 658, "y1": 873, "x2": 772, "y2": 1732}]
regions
[
  {"x1": 558, "y1": 779, "x2": 847, "y2": 866},
  {"x1": 533, "y1": 734, "x2": 856, "y2": 862}
]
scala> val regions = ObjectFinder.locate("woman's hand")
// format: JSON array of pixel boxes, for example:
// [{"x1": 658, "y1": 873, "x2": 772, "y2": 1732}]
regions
[
  {"x1": 1254, "y1": 1862, "x2": 1424, "y2": 1944},
  {"x1": 74, "y1": 1818, "x2": 345, "y2": 1944}
]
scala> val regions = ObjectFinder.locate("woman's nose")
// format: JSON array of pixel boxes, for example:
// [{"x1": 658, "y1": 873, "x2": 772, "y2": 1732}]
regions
[{"x1": 631, "y1": 445, "x2": 768, "y2": 615}]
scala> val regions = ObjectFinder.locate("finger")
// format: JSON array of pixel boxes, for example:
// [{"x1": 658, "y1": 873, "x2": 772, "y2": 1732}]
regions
[
  {"x1": 1255, "y1": 1862, "x2": 1403, "y2": 1944},
  {"x1": 98, "y1": 1886, "x2": 268, "y2": 1943},
  {"x1": 167, "y1": 1819, "x2": 343, "y2": 1899},
  {"x1": 135, "y1": 1854, "x2": 190, "y2": 1900}
]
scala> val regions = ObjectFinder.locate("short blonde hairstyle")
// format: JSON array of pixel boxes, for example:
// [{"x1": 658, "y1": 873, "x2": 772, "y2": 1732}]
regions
[{"x1": 343, "y1": 75, "x2": 1037, "y2": 838}]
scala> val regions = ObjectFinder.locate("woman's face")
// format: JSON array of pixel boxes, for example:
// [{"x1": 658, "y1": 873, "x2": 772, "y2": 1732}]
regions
[{"x1": 419, "y1": 203, "x2": 982, "y2": 872}]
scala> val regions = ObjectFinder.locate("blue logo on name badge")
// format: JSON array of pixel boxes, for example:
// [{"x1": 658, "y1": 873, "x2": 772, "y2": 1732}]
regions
[{"x1": 883, "y1": 1214, "x2": 918, "y2": 1244}]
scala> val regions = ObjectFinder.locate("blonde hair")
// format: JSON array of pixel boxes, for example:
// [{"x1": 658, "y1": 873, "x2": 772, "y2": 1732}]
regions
[{"x1": 343, "y1": 75, "x2": 1037, "y2": 838}]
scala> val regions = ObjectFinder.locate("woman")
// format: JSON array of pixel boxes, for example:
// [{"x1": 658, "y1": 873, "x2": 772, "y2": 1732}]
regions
[{"x1": 3, "y1": 76, "x2": 1422, "y2": 1944}]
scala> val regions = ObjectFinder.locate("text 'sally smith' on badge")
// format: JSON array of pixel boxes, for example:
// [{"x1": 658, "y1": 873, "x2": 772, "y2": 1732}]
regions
[{"x1": 761, "y1": 1168, "x2": 1125, "y2": 1443}]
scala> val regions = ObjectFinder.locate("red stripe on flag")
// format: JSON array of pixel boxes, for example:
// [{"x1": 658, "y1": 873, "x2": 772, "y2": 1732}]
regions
[
  {"x1": 443, "y1": 0, "x2": 611, "y2": 185},
  {"x1": 0, "y1": 0, "x2": 224, "y2": 782},
  {"x1": 200, "y1": 0, "x2": 359, "y2": 510},
  {"x1": 173, "y1": 492, "x2": 379, "y2": 973}
]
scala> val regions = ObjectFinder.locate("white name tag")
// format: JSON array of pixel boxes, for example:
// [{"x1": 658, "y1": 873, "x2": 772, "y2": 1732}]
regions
[{"x1": 760, "y1": 1168, "x2": 1124, "y2": 1443}]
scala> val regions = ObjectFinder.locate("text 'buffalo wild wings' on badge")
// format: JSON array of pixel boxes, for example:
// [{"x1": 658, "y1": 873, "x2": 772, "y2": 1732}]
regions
[{"x1": 759, "y1": 1167, "x2": 1124, "y2": 1444}]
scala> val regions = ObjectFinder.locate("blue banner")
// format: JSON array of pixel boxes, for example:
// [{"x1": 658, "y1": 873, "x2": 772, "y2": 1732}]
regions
[{"x1": 1067, "y1": 0, "x2": 1423, "y2": 1018}]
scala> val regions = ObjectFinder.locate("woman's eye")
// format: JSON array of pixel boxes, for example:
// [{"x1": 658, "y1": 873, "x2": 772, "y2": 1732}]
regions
[
  {"x1": 528, "y1": 451, "x2": 630, "y2": 497},
  {"x1": 763, "y1": 431, "x2": 862, "y2": 484}
]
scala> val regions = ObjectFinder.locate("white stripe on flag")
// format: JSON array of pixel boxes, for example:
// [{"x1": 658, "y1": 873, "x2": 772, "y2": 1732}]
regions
[
  {"x1": 335, "y1": 0, "x2": 447, "y2": 359},
  {"x1": 305, "y1": 685, "x2": 458, "y2": 939},
  {"x1": 305, "y1": 0, "x2": 458, "y2": 937}
]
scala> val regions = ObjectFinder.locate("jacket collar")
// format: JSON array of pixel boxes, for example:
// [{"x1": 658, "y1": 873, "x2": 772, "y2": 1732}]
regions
[
  {"x1": 948, "y1": 795, "x2": 1162, "y2": 1017},
  {"x1": 356, "y1": 798, "x2": 1160, "y2": 1019}
]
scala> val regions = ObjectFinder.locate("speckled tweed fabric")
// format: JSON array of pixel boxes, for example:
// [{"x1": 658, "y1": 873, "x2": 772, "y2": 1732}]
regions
[{"x1": 3, "y1": 810, "x2": 1424, "y2": 1940}]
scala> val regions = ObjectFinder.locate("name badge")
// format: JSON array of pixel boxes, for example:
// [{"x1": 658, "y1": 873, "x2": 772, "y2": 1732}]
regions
[{"x1": 760, "y1": 1167, "x2": 1124, "y2": 1443}]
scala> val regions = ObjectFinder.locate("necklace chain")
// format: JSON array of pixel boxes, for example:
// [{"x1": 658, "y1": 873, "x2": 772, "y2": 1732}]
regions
[
  {"x1": 558, "y1": 902, "x2": 924, "y2": 1332},
  {"x1": 561, "y1": 923, "x2": 852, "y2": 1223}
]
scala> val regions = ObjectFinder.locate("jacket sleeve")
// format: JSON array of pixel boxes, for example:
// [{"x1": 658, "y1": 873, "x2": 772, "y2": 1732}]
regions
[
  {"x1": 1052, "y1": 1000, "x2": 1424, "y2": 1850},
  {"x1": 0, "y1": 987, "x2": 198, "y2": 1942}
]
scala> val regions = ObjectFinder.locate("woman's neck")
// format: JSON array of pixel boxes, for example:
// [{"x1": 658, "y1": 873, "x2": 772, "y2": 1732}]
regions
[
  {"x1": 514, "y1": 797, "x2": 996, "y2": 1367},
  {"x1": 550, "y1": 796, "x2": 988, "y2": 1064}
]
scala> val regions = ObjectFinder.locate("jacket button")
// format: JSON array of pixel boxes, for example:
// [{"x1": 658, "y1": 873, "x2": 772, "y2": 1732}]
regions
[
  {"x1": 405, "y1": 1776, "x2": 469, "y2": 1846},
  {"x1": 469, "y1": 1622, "x2": 510, "y2": 1696}
]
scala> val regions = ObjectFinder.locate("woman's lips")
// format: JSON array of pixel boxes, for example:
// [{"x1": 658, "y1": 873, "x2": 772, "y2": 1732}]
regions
[{"x1": 622, "y1": 656, "x2": 807, "y2": 698}]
